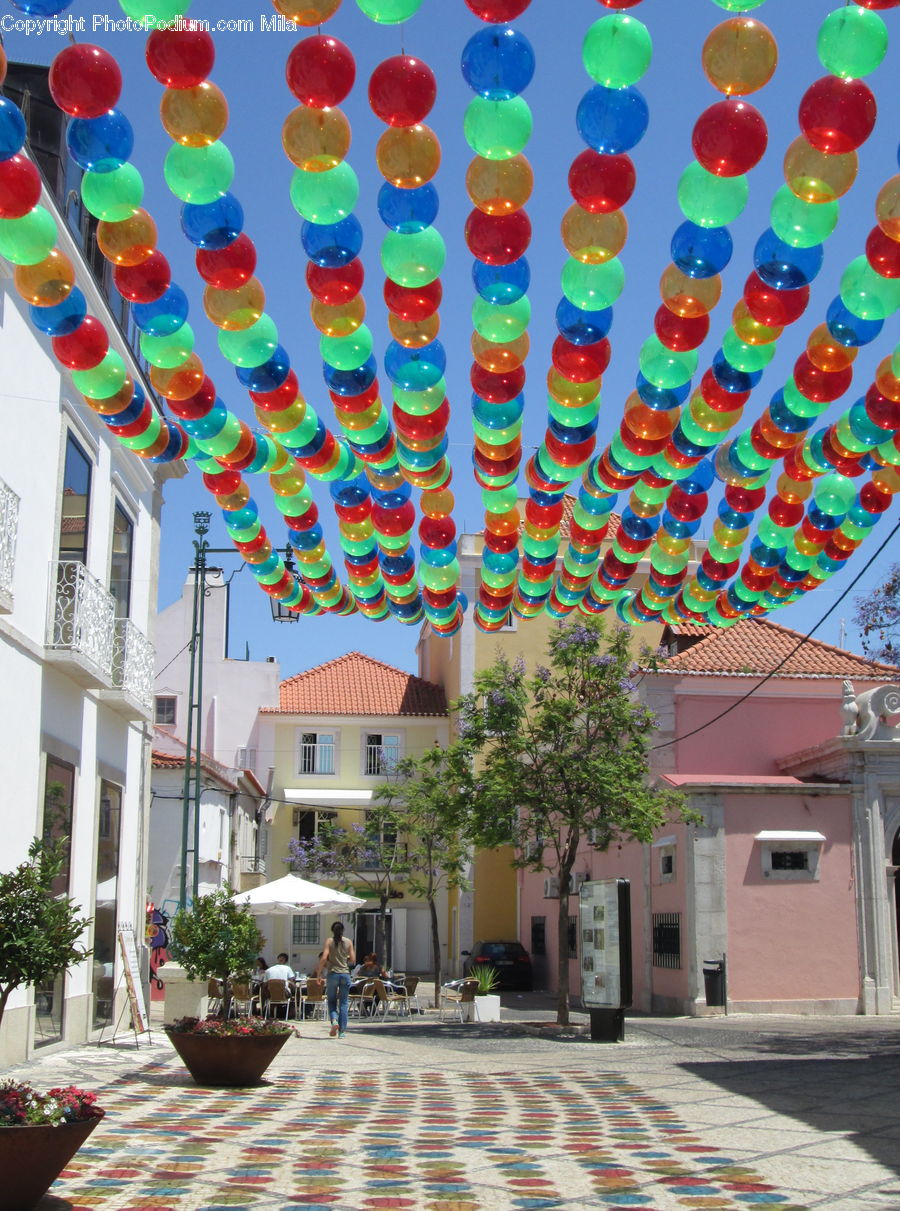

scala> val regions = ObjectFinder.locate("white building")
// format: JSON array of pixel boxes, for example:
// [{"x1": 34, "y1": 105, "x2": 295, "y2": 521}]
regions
[{"x1": 0, "y1": 64, "x2": 185, "y2": 1063}]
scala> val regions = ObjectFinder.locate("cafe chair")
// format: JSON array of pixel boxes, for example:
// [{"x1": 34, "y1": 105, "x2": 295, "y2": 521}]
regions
[
  {"x1": 264, "y1": 978, "x2": 292, "y2": 1021},
  {"x1": 228, "y1": 980, "x2": 256, "y2": 1018},
  {"x1": 207, "y1": 978, "x2": 223, "y2": 1016},
  {"x1": 372, "y1": 977, "x2": 409, "y2": 1018},
  {"x1": 438, "y1": 978, "x2": 478, "y2": 1024},
  {"x1": 303, "y1": 976, "x2": 327, "y2": 1021},
  {"x1": 403, "y1": 976, "x2": 421, "y2": 1014},
  {"x1": 348, "y1": 980, "x2": 366, "y2": 1018}
]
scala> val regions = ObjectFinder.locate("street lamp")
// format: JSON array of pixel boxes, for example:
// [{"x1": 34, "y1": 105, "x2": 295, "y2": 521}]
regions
[{"x1": 270, "y1": 546, "x2": 300, "y2": 623}]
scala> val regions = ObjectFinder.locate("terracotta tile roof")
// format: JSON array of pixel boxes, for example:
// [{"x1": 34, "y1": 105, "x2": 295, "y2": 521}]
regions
[
  {"x1": 655, "y1": 617, "x2": 899, "y2": 680},
  {"x1": 150, "y1": 728, "x2": 264, "y2": 793},
  {"x1": 267, "y1": 652, "x2": 447, "y2": 716}
]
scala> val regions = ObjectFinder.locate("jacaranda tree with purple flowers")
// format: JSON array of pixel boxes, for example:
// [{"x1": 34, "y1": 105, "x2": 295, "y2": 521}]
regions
[
  {"x1": 853, "y1": 562, "x2": 900, "y2": 666},
  {"x1": 453, "y1": 615, "x2": 692, "y2": 1024}
]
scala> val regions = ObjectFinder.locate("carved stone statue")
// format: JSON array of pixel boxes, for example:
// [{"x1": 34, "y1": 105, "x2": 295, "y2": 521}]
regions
[{"x1": 842, "y1": 681, "x2": 900, "y2": 741}]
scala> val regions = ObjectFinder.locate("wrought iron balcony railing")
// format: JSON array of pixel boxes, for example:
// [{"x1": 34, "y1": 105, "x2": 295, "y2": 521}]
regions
[
  {"x1": 109, "y1": 617, "x2": 154, "y2": 716},
  {"x1": 46, "y1": 560, "x2": 116, "y2": 686},
  {"x1": 0, "y1": 476, "x2": 19, "y2": 613},
  {"x1": 240, "y1": 856, "x2": 267, "y2": 876}
]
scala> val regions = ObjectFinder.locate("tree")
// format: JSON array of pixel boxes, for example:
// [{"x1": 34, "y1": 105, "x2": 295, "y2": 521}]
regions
[
  {"x1": 286, "y1": 806, "x2": 408, "y2": 966},
  {"x1": 0, "y1": 838, "x2": 92, "y2": 1029},
  {"x1": 853, "y1": 562, "x2": 900, "y2": 665},
  {"x1": 169, "y1": 887, "x2": 264, "y2": 1020},
  {"x1": 454, "y1": 615, "x2": 695, "y2": 1025},
  {"x1": 374, "y1": 746, "x2": 471, "y2": 1003}
]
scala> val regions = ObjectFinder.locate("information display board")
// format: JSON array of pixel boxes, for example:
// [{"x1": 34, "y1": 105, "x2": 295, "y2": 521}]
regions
[
  {"x1": 579, "y1": 878, "x2": 632, "y2": 1010},
  {"x1": 117, "y1": 927, "x2": 150, "y2": 1035}
]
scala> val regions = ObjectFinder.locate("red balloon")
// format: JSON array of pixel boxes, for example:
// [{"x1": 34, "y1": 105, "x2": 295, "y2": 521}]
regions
[
  {"x1": 654, "y1": 305, "x2": 710, "y2": 352},
  {"x1": 866, "y1": 225, "x2": 900, "y2": 278},
  {"x1": 859, "y1": 482, "x2": 893, "y2": 514},
  {"x1": 598, "y1": 0, "x2": 642, "y2": 6},
  {"x1": 552, "y1": 335, "x2": 610, "y2": 381},
  {"x1": 114, "y1": 251, "x2": 171, "y2": 303},
  {"x1": 798, "y1": 76, "x2": 876, "y2": 155},
  {"x1": 251, "y1": 370, "x2": 300, "y2": 411},
  {"x1": 372, "y1": 499, "x2": 415, "y2": 536},
  {"x1": 167, "y1": 376, "x2": 216, "y2": 420},
  {"x1": 196, "y1": 234, "x2": 257, "y2": 290},
  {"x1": 49, "y1": 45, "x2": 122, "y2": 118},
  {"x1": 853, "y1": 0, "x2": 900, "y2": 7},
  {"x1": 307, "y1": 258, "x2": 364, "y2": 305},
  {"x1": 464, "y1": 0, "x2": 531, "y2": 18},
  {"x1": 383, "y1": 277, "x2": 442, "y2": 321},
  {"x1": 419, "y1": 515, "x2": 456, "y2": 547},
  {"x1": 471, "y1": 362, "x2": 526, "y2": 402},
  {"x1": 692, "y1": 99, "x2": 768, "y2": 177},
  {"x1": 700, "y1": 368, "x2": 750, "y2": 412},
  {"x1": 369, "y1": 56, "x2": 437, "y2": 128},
  {"x1": 525, "y1": 498, "x2": 565, "y2": 528},
  {"x1": 0, "y1": 154, "x2": 41, "y2": 219},
  {"x1": 52, "y1": 318, "x2": 109, "y2": 371},
  {"x1": 865, "y1": 385, "x2": 900, "y2": 431},
  {"x1": 145, "y1": 25, "x2": 215, "y2": 89},
  {"x1": 286, "y1": 36, "x2": 356, "y2": 108},
  {"x1": 544, "y1": 432, "x2": 596, "y2": 465},
  {"x1": 700, "y1": 552, "x2": 739, "y2": 582},
  {"x1": 743, "y1": 271, "x2": 809, "y2": 327},
  {"x1": 667, "y1": 488, "x2": 707, "y2": 523},
  {"x1": 464, "y1": 208, "x2": 531, "y2": 265},
  {"x1": 332, "y1": 381, "x2": 380, "y2": 412},
  {"x1": 474, "y1": 447, "x2": 521, "y2": 476},
  {"x1": 748, "y1": 424, "x2": 783, "y2": 462},
  {"x1": 792, "y1": 353, "x2": 853, "y2": 403},
  {"x1": 393, "y1": 399, "x2": 450, "y2": 438},
  {"x1": 204, "y1": 468, "x2": 242, "y2": 495},
  {"x1": 568, "y1": 151, "x2": 635, "y2": 213},
  {"x1": 768, "y1": 497, "x2": 805, "y2": 527},
  {"x1": 483, "y1": 529, "x2": 518, "y2": 553}
]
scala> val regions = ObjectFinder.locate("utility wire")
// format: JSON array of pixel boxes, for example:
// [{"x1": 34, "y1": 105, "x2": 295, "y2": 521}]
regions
[{"x1": 650, "y1": 516, "x2": 900, "y2": 751}]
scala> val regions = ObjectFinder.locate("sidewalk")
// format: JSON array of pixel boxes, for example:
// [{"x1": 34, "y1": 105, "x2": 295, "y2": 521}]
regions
[{"x1": 7, "y1": 997, "x2": 900, "y2": 1210}]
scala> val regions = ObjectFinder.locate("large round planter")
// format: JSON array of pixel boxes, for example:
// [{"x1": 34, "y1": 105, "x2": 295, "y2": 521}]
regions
[
  {"x1": 0, "y1": 1112, "x2": 104, "y2": 1210},
  {"x1": 165, "y1": 1028, "x2": 292, "y2": 1086}
]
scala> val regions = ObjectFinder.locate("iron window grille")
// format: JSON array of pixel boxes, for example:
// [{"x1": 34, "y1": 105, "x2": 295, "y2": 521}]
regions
[{"x1": 652, "y1": 912, "x2": 682, "y2": 969}]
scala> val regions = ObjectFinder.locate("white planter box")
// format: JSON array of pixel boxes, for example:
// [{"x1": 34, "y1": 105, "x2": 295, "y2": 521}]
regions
[{"x1": 473, "y1": 994, "x2": 501, "y2": 1022}]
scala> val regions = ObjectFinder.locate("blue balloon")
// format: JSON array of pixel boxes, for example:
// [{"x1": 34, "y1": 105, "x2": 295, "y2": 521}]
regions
[
  {"x1": 807, "y1": 503, "x2": 843, "y2": 530},
  {"x1": 66, "y1": 110, "x2": 134, "y2": 173},
  {"x1": 371, "y1": 481, "x2": 411, "y2": 507},
  {"x1": 8, "y1": 0, "x2": 73, "y2": 12},
  {"x1": 348, "y1": 429, "x2": 393, "y2": 456},
  {"x1": 671, "y1": 221, "x2": 732, "y2": 279},
  {"x1": 826, "y1": 296, "x2": 884, "y2": 347},
  {"x1": 30, "y1": 287, "x2": 86, "y2": 335},
  {"x1": 472, "y1": 393, "x2": 524, "y2": 428},
  {"x1": 150, "y1": 422, "x2": 187, "y2": 464},
  {"x1": 663, "y1": 514, "x2": 702, "y2": 540},
  {"x1": 377, "y1": 182, "x2": 438, "y2": 233},
  {"x1": 679, "y1": 458, "x2": 715, "y2": 495},
  {"x1": 0, "y1": 97, "x2": 27, "y2": 161},
  {"x1": 132, "y1": 285, "x2": 189, "y2": 337},
  {"x1": 621, "y1": 510, "x2": 659, "y2": 541},
  {"x1": 461, "y1": 25, "x2": 535, "y2": 99},
  {"x1": 330, "y1": 475, "x2": 369, "y2": 507},
  {"x1": 712, "y1": 349, "x2": 762, "y2": 393},
  {"x1": 472, "y1": 256, "x2": 530, "y2": 304},
  {"x1": 548, "y1": 415, "x2": 598, "y2": 443},
  {"x1": 754, "y1": 229, "x2": 823, "y2": 289},
  {"x1": 390, "y1": 597, "x2": 424, "y2": 621},
  {"x1": 236, "y1": 346, "x2": 291, "y2": 393},
  {"x1": 323, "y1": 356, "x2": 377, "y2": 396},
  {"x1": 397, "y1": 436, "x2": 447, "y2": 468},
  {"x1": 288, "y1": 417, "x2": 327, "y2": 459},
  {"x1": 717, "y1": 501, "x2": 754, "y2": 530},
  {"x1": 301, "y1": 215, "x2": 363, "y2": 267},
  {"x1": 104, "y1": 385, "x2": 146, "y2": 427},
  {"x1": 293, "y1": 523, "x2": 324, "y2": 550},
  {"x1": 181, "y1": 193, "x2": 244, "y2": 249},
  {"x1": 381, "y1": 552, "x2": 415, "y2": 576},
  {"x1": 669, "y1": 426, "x2": 710, "y2": 460},
  {"x1": 576, "y1": 85, "x2": 649, "y2": 154},
  {"x1": 635, "y1": 373, "x2": 690, "y2": 410},
  {"x1": 769, "y1": 389, "x2": 814, "y2": 434},
  {"x1": 556, "y1": 297, "x2": 613, "y2": 345},
  {"x1": 183, "y1": 402, "x2": 228, "y2": 440},
  {"x1": 384, "y1": 339, "x2": 446, "y2": 390}
]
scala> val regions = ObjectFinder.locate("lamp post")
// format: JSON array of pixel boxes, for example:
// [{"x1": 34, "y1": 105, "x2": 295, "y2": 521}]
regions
[{"x1": 270, "y1": 547, "x2": 301, "y2": 623}]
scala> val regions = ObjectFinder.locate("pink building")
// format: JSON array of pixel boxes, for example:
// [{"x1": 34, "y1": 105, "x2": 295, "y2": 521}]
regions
[{"x1": 518, "y1": 617, "x2": 900, "y2": 1016}]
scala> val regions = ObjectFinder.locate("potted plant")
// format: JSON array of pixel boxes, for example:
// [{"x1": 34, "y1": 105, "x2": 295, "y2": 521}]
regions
[
  {"x1": 166, "y1": 887, "x2": 294, "y2": 1086},
  {"x1": 471, "y1": 965, "x2": 502, "y2": 1023},
  {"x1": 0, "y1": 1082, "x2": 104, "y2": 1210}
]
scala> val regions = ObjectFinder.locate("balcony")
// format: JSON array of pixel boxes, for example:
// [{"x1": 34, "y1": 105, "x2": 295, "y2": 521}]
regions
[
  {"x1": 364, "y1": 743, "x2": 400, "y2": 776},
  {"x1": 101, "y1": 618, "x2": 154, "y2": 720},
  {"x1": 239, "y1": 856, "x2": 267, "y2": 891},
  {"x1": 45, "y1": 560, "x2": 115, "y2": 689},
  {"x1": 0, "y1": 476, "x2": 19, "y2": 615}
]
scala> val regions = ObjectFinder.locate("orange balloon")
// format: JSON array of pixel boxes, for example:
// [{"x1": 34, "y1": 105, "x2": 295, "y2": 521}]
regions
[
  {"x1": 660, "y1": 264, "x2": 721, "y2": 318},
  {"x1": 87, "y1": 376, "x2": 135, "y2": 415},
  {"x1": 561, "y1": 204, "x2": 627, "y2": 265},
  {"x1": 340, "y1": 519, "x2": 374, "y2": 543},
  {"x1": 161, "y1": 82, "x2": 228, "y2": 147},
  {"x1": 376, "y1": 124, "x2": 441, "y2": 189},
  {"x1": 466, "y1": 154, "x2": 533, "y2": 214},
  {"x1": 282, "y1": 105, "x2": 350, "y2": 172},
  {"x1": 784, "y1": 137, "x2": 857, "y2": 204},
  {"x1": 873, "y1": 465, "x2": 900, "y2": 495},
  {"x1": 472, "y1": 331, "x2": 529, "y2": 372},
  {"x1": 629, "y1": 495, "x2": 664, "y2": 522},
  {"x1": 702, "y1": 18, "x2": 777, "y2": 96},
  {"x1": 420, "y1": 487, "x2": 454, "y2": 518},
  {"x1": 310, "y1": 294, "x2": 365, "y2": 337},
  {"x1": 273, "y1": 0, "x2": 342, "y2": 24},
  {"x1": 14, "y1": 248, "x2": 74, "y2": 306},
  {"x1": 270, "y1": 468, "x2": 306, "y2": 497},
  {"x1": 97, "y1": 210, "x2": 157, "y2": 266},
  {"x1": 203, "y1": 278, "x2": 266, "y2": 331},
  {"x1": 758, "y1": 413, "x2": 803, "y2": 450},
  {"x1": 546, "y1": 369, "x2": 599, "y2": 408},
  {"x1": 806, "y1": 323, "x2": 857, "y2": 373},
  {"x1": 732, "y1": 300, "x2": 782, "y2": 346},
  {"x1": 876, "y1": 175, "x2": 900, "y2": 240},
  {"x1": 475, "y1": 434, "x2": 521, "y2": 461},
  {"x1": 775, "y1": 472, "x2": 812, "y2": 504},
  {"x1": 875, "y1": 356, "x2": 900, "y2": 402},
  {"x1": 485, "y1": 507, "x2": 520, "y2": 537},
  {"x1": 388, "y1": 312, "x2": 440, "y2": 347},
  {"x1": 216, "y1": 485, "x2": 253, "y2": 513},
  {"x1": 623, "y1": 393, "x2": 680, "y2": 440},
  {"x1": 151, "y1": 355, "x2": 205, "y2": 401}
]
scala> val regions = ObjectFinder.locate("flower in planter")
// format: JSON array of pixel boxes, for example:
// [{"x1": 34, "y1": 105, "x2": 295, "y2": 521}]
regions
[
  {"x1": 166, "y1": 1015, "x2": 295, "y2": 1037},
  {"x1": 0, "y1": 1082, "x2": 101, "y2": 1127}
]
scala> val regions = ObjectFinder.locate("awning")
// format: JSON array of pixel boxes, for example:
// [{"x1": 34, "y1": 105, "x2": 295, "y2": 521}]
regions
[{"x1": 754, "y1": 831, "x2": 826, "y2": 842}]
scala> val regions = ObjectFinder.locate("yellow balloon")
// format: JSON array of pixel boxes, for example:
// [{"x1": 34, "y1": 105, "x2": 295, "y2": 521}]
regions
[
  {"x1": 151, "y1": 355, "x2": 205, "y2": 401},
  {"x1": 203, "y1": 278, "x2": 266, "y2": 331},
  {"x1": 466, "y1": 154, "x2": 533, "y2": 214},
  {"x1": 274, "y1": 0, "x2": 342, "y2": 24},
  {"x1": 659, "y1": 264, "x2": 721, "y2": 318},
  {"x1": 160, "y1": 82, "x2": 229, "y2": 148},
  {"x1": 376, "y1": 124, "x2": 441, "y2": 189},
  {"x1": 388, "y1": 312, "x2": 440, "y2": 348},
  {"x1": 561, "y1": 204, "x2": 627, "y2": 265},
  {"x1": 97, "y1": 209, "x2": 157, "y2": 266},
  {"x1": 731, "y1": 300, "x2": 782, "y2": 346},
  {"x1": 471, "y1": 330, "x2": 529, "y2": 373},
  {"x1": 282, "y1": 106, "x2": 350, "y2": 172},
  {"x1": 784, "y1": 136, "x2": 857, "y2": 204},
  {"x1": 702, "y1": 17, "x2": 777, "y2": 96},
  {"x1": 14, "y1": 248, "x2": 74, "y2": 306},
  {"x1": 310, "y1": 295, "x2": 365, "y2": 337}
]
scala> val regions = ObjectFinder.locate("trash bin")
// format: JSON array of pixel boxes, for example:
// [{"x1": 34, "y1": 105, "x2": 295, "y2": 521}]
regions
[{"x1": 702, "y1": 959, "x2": 726, "y2": 1007}]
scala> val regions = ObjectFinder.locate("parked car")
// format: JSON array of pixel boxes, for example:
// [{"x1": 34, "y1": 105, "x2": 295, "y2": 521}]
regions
[{"x1": 464, "y1": 941, "x2": 533, "y2": 991}]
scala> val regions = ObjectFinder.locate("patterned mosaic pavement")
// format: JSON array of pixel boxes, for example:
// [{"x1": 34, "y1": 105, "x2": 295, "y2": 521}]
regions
[{"x1": 53, "y1": 1059, "x2": 809, "y2": 1211}]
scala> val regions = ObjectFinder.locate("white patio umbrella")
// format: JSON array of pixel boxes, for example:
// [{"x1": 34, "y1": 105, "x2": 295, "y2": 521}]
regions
[{"x1": 233, "y1": 872, "x2": 365, "y2": 916}]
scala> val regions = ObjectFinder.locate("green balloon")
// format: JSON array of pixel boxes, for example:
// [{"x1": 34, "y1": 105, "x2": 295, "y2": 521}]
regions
[
  {"x1": 711, "y1": 0, "x2": 765, "y2": 9},
  {"x1": 352, "y1": 414, "x2": 390, "y2": 444},
  {"x1": 290, "y1": 161, "x2": 359, "y2": 225},
  {"x1": 483, "y1": 483, "x2": 518, "y2": 511},
  {"x1": 471, "y1": 294, "x2": 531, "y2": 343},
  {"x1": 721, "y1": 329, "x2": 776, "y2": 373},
  {"x1": 218, "y1": 313, "x2": 279, "y2": 367},
  {"x1": 381, "y1": 227, "x2": 445, "y2": 287},
  {"x1": 393, "y1": 380, "x2": 446, "y2": 415},
  {"x1": 582, "y1": 14, "x2": 652, "y2": 88},
  {"x1": 783, "y1": 377, "x2": 827, "y2": 420},
  {"x1": 817, "y1": 7, "x2": 887, "y2": 80},
  {"x1": 195, "y1": 414, "x2": 241, "y2": 458},
  {"x1": 834, "y1": 416, "x2": 869, "y2": 455},
  {"x1": 464, "y1": 96, "x2": 533, "y2": 160},
  {"x1": 561, "y1": 257, "x2": 624, "y2": 311},
  {"x1": 71, "y1": 351, "x2": 127, "y2": 400},
  {"x1": 633, "y1": 479, "x2": 670, "y2": 508},
  {"x1": 482, "y1": 567, "x2": 517, "y2": 591},
  {"x1": 119, "y1": 412, "x2": 162, "y2": 451},
  {"x1": 678, "y1": 162, "x2": 748, "y2": 228},
  {"x1": 677, "y1": 412, "x2": 719, "y2": 448},
  {"x1": 118, "y1": 0, "x2": 191, "y2": 22},
  {"x1": 279, "y1": 407, "x2": 320, "y2": 448},
  {"x1": 893, "y1": 343, "x2": 900, "y2": 378},
  {"x1": 610, "y1": 432, "x2": 651, "y2": 473},
  {"x1": 639, "y1": 336, "x2": 697, "y2": 388},
  {"x1": 164, "y1": 141, "x2": 234, "y2": 205},
  {"x1": 0, "y1": 206, "x2": 57, "y2": 266},
  {"x1": 651, "y1": 548, "x2": 689, "y2": 576},
  {"x1": 770, "y1": 185, "x2": 838, "y2": 249},
  {"x1": 734, "y1": 431, "x2": 772, "y2": 474},
  {"x1": 757, "y1": 517, "x2": 793, "y2": 550},
  {"x1": 81, "y1": 164, "x2": 144, "y2": 222},
  {"x1": 547, "y1": 395, "x2": 599, "y2": 428},
  {"x1": 840, "y1": 256, "x2": 900, "y2": 321},
  {"x1": 140, "y1": 322, "x2": 195, "y2": 369},
  {"x1": 320, "y1": 324, "x2": 373, "y2": 371},
  {"x1": 473, "y1": 417, "x2": 520, "y2": 446},
  {"x1": 814, "y1": 472, "x2": 857, "y2": 515},
  {"x1": 355, "y1": 0, "x2": 423, "y2": 22},
  {"x1": 378, "y1": 530, "x2": 411, "y2": 551}
]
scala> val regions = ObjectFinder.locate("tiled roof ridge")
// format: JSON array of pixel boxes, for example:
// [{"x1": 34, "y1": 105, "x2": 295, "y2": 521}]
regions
[
  {"x1": 268, "y1": 650, "x2": 447, "y2": 716},
  {"x1": 279, "y1": 650, "x2": 421, "y2": 688}
]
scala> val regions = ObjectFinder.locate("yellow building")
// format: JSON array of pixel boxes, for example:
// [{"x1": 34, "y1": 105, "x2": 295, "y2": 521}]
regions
[{"x1": 256, "y1": 653, "x2": 449, "y2": 974}]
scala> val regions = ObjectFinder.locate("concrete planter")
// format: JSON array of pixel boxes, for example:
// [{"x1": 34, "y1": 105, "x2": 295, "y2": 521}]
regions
[
  {"x1": 166, "y1": 1029, "x2": 291, "y2": 1087},
  {"x1": 0, "y1": 1112, "x2": 104, "y2": 1209},
  {"x1": 473, "y1": 994, "x2": 501, "y2": 1022}
]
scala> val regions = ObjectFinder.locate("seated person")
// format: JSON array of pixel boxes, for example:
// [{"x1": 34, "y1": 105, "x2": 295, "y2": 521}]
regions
[
  {"x1": 353, "y1": 953, "x2": 384, "y2": 979},
  {"x1": 251, "y1": 957, "x2": 268, "y2": 987},
  {"x1": 265, "y1": 952, "x2": 296, "y2": 992}
]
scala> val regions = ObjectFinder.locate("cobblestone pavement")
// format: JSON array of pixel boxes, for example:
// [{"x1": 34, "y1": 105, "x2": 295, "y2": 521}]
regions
[{"x1": 7, "y1": 1002, "x2": 900, "y2": 1210}]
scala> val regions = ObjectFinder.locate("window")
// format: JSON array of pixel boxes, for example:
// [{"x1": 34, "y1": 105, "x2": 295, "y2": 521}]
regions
[
  {"x1": 235, "y1": 747, "x2": 257, "y2": 771},
  {"x1": 59, "y1": 433, "x2": 91, "y2": 564},
  {"x1": 109, "y1": 503, "x2": 133, "y2": 617},
  {"x1": 299, "y1": 731, "x2": 335, "y2": 775},
  {"x1": 567, "y1": 916, "x2": 578, "y2": 959},
  {"x1": 771, "y1": 850, "x2": 808, "y2": 871},
  {"x1": 756, "y1": 831, "x2": 824, "y2": 882},
  {"x1": 93, "y1": 781, "x2": 121, "y2": 1029},
  {"x1": 292, "y1": 807, "x2": 336, "y2": 842},
  {"x1": 652, "y1": 912, "x2": 681, "y2": 969},
  {"x1": 364, "y1": 732, "x2": 401, "y2": 776},
  {"x1": 292, "y1": 915, "x2": 320, "y2": 946},
  {"x1": 531, "y1": 916, "x2": 546, "y2": 957},
  {"x1": 37, "y1": 757, "x2": 75, "y2": 1047},
  {"x1": 155, "y1": 696, "x2": 176, "y2": 726}
]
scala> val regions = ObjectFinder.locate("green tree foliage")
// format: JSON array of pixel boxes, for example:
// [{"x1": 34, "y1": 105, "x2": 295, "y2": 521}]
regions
[
  {"x1": 454, "y1": 615, "x2": 695, "y2": 1024},
  {"x1": 169, "y1": 888, "x2": 264, "y2": 1019},
  {"x1": 0, "y1": 838, "x2": 92, "y2": 1028}
]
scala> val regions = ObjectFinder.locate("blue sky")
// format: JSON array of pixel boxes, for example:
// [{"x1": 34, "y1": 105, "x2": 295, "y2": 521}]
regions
[{"x1": 4, "y1": 0, "x2": 899, "y2": 676}]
